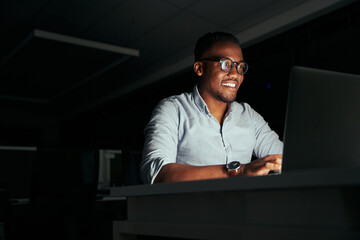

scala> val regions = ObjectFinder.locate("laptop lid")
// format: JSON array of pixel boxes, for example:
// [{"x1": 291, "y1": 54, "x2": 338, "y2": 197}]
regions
[{"x1": 282, "y1": 66, "x2": 360, "y2": 172}]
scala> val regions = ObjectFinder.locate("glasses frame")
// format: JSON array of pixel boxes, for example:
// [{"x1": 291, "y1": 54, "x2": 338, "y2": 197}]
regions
[{"x1": 199, "y1": 57, "x2": 248, "y2": 75}]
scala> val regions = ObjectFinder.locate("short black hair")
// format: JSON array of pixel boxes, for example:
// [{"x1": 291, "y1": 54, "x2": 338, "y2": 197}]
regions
[{"x1": 194, "y1": 32, "x2": 241, "y2": 61}]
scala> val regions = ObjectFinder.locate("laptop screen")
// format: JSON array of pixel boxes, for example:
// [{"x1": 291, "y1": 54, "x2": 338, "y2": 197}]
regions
[{"x1": 282, "y1": 66, "x2": 360, "y2": 172}]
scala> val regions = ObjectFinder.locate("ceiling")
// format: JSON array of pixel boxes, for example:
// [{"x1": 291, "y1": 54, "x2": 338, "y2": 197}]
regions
[{"x1": 0, "y1": 0, "x2": 356, "y2": 120}]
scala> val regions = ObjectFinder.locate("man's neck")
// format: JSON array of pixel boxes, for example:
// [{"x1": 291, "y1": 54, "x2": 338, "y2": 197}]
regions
[
  {"x1": 205, "y1": 99, "x2": 228, "y2": 126},
  {"x1": 198, "y1": 86, "x2": 230, "y2": 125}
]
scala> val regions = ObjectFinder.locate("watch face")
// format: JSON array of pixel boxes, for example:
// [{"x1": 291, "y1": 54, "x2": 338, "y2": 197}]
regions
[{"x1": 227, "y1": 161, "x2": 241, "y2": 170}]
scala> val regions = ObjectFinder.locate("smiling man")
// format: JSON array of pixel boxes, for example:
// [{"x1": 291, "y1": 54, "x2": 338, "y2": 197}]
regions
[{"x1": 140, "y1": 32, "x2": 283, "y2": 184}]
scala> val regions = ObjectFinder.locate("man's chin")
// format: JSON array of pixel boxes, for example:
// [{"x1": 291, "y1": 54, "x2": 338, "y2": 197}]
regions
[{"x1": 218, "y1": 95, "x2": 237, "y2": 104}]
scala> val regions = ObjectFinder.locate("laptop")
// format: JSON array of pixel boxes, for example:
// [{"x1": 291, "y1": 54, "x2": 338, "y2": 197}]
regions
[{"x1": 282, "y1": 66, "x2": 360, "y2": 172}]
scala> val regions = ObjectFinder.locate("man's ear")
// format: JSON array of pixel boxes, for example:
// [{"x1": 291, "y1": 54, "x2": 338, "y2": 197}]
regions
[{"x1": 194, "y1": 61, "x2": 203, "y2": 77}]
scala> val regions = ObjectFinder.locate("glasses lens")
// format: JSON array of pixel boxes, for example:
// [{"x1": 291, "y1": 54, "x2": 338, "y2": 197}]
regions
[
  {"x1": 220, "y1": 59, "x2": 233, "y2": 72},
  {"x1": 237, "y1": 62, "x2": 248, "y2": 75}
]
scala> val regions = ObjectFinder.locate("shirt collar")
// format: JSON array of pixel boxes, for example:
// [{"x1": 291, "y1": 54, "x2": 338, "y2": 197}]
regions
[
  {"x1": 192, "y1": 84, "x2": 237, "y2": 114},
  {"x1": 193, "y1": 84, "x2": 208, "y2": 113},
  {"x1": 228, "y1": 101, "x2": 237, "y2": 113}
]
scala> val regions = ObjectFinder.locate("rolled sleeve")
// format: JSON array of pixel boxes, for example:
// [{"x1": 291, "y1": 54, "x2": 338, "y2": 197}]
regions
[
  {"x1": 140, "y1": 98, "x2": 179, "y2": 184},
  {"x1": 248, "y1": 104, "x2": 283, "y2": 158}
]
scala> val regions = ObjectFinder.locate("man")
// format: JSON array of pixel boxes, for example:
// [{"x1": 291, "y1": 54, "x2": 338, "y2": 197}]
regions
[{"x1": 140, "y1": 32, "x2": 282, "y2": 184}]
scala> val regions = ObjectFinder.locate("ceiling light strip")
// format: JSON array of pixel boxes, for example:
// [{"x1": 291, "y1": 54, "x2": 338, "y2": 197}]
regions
[
  {"x1": 0, "y1": 146, "x2": 37, "y2": 151},
  {"x1": 34, "y1": 29, "x2": 140, "y2": 56},
  {"x1": 0, "y1": 95, "x2": 48, "y2": 103}
]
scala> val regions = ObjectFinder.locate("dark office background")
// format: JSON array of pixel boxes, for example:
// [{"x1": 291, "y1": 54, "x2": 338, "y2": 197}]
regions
[{"x1": 0, "y1": 1, "x2": 359, "y2": 240}]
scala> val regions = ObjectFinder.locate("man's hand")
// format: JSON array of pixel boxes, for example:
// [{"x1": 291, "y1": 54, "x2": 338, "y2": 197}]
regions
[{"x1": 240, "y1": 154, "x2": 282, "y2": 176}]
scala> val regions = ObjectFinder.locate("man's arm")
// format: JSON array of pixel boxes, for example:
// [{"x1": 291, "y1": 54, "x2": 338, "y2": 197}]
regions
[
  {"x1": 154, "y1": 163, "x2": 228, "y2": 183},
  {"x1": 140, "y1": 98, "x2": 179, "y2": 184},
  {"x1": 154, "y1": 154, "x2": 282, "y2": 183}
]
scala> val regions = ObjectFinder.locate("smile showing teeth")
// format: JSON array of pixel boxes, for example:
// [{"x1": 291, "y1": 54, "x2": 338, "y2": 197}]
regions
[{"x1": 222, "y1": 83, "x2": 236, "y2": 88}]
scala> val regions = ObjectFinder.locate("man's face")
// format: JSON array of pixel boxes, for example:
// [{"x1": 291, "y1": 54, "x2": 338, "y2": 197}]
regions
[{"x1": 195, "y1": 41, "x2": 244, "y2": 104}]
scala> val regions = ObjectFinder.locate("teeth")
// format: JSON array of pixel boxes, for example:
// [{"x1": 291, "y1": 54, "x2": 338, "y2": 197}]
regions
[{"x1": 222, "y1": 83, "x2": 236, "y2": 87}]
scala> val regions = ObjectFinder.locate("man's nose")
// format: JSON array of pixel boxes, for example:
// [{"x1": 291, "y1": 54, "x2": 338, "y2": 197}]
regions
[{"x1": 228, "y1": 65, "x2": 239, "y2": 78}]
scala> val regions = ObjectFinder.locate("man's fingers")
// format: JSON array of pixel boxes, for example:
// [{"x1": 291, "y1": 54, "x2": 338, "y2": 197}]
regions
[
  {"x1": 264, "y1": 155, "x2": 282, "y2": 164},
  {"x1": 272, "y1": 157, "x2": 282, "y2": 164},
  {"x1": 265, "y1": 162, "x2": 282, "y2": 171},
  {"x1": 242, "y1": 154, "x2": 283, "y2": 176}
]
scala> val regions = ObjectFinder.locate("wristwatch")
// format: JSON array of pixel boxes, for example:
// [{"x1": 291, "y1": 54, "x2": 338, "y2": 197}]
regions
[{"x1": 226, "y1": 161, "x2": 241, "y2": 176}]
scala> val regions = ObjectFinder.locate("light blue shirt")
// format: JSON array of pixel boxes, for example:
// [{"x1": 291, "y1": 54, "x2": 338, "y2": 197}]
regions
[{"x1": 140, "y1": 85, "x2": 283, "y2": 184}]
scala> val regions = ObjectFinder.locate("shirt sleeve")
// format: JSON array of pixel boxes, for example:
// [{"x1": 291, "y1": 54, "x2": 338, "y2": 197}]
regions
[
  {"x1": 247, "y1": 104, "x2": 283, "y2": 158},
  {"x1": 140, "y1": 98, "x2": 179, "y2": 184}
]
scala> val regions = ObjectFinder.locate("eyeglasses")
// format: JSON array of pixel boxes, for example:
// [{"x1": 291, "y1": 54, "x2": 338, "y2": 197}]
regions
[{"x1": 199, "y1": 57, "x2": 249, "y2": 75}]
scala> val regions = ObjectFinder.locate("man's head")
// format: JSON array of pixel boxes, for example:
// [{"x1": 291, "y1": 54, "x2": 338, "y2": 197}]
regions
[
  {"x1": 193, "y1": 32, "x2": 247, "y2": 104},
  {"x1": 194, "y1": 32, "x2": 241, "y2": 62}
]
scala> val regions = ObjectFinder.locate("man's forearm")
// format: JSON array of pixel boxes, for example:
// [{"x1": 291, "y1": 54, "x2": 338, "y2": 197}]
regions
[
  {"x1": 153, "y1": 154, "x2": 282, "y2": 183},
  {"x1": 154, "y1": 163, "x2": 229, "y2": 183}
]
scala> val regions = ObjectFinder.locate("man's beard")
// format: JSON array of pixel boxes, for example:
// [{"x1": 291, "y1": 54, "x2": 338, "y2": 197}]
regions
[{"x1": 217, "y1": 92, "x2": 237, "y2": 104}]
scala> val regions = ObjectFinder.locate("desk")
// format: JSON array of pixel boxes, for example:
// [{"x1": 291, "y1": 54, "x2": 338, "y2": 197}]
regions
[{"x1": 111, "y1": 167, "x2": 360, "y2": 240}]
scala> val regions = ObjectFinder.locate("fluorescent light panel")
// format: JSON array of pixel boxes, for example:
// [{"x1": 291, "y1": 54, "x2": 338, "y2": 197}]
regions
[{"x1": 34, "y1": 29, "x2": 140, "y2": 57}]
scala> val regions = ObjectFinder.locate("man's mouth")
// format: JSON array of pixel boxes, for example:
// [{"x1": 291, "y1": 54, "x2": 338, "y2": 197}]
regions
[
  {"x1": 221, "y1": 81, "x2": 237, "y2": 88},
  {"x1": 222, "y1": 83, "x2": 236, "y2": 87}
]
